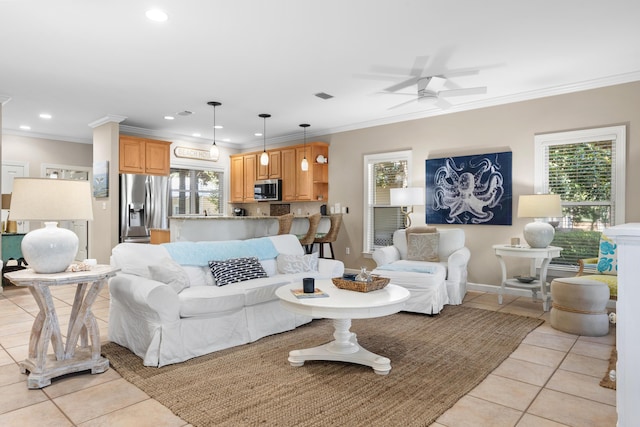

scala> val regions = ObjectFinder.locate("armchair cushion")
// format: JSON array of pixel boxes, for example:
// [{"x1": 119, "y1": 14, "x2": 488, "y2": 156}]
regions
[
  {"x1": 596, "y1": 234, "x2": 618, "y2": 275},
  {"x1": 407, "y1": 232, "x2": 440, "y2": 262}
]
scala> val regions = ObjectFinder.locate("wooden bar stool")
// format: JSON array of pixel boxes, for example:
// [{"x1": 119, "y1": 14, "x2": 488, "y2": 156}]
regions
[
  {"x1": 297, "y1": 213, "x2": 321, "y2": 254},
  {"x1": 277, "y1": 213, "x2": 294, "y2": 235},
  {"x1": 313, "y1": 213, "x2": 342, "y2": 259}
]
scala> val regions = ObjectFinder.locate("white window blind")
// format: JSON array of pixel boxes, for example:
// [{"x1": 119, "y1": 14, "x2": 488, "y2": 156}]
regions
[
  {"x1": 534, "y1": 126, "x2": 626, "y2": 267},
  {"x1": 363, "y1": 151, "x2": 411, "y2": 253}
]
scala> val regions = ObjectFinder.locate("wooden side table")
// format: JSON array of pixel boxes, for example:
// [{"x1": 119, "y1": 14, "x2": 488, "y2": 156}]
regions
[
  {"x1": 4, "y1": 265, "x2": 119, "y2": 388},
  {"x1": 493, "y1": 244, "x2": 562, "y2": 311}
]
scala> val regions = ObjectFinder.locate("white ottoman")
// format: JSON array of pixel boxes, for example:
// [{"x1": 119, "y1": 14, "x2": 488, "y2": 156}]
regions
[
  {"x1": 372, "y1": 261, "x2": 448, "y2": 314},
  {"x1": 550, "y1": 276, "x2": 610, "y2": 336}
]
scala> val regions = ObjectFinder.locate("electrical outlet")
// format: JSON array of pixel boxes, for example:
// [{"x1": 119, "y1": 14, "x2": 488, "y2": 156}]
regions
[{"x1": 346, "y1": 247, "x2": 350, "y2": 255}]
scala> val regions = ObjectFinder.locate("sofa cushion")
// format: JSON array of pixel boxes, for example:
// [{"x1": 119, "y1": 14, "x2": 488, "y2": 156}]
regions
[
  {"x1": 183, "y1": 266, "x2": 216, "y2": 287},
  {"x1": 267, "y1": 234, "x2": 306, "y2": 256},
  {"x1": 148, "y1": 258, "x2": 190, "y2": 293},
  {"x1": 178, "y1": 286, "x2": 246, "y2": 317},
  {"x1": 111, "y1": 243, "x2": 172, "y2": 278},
  {"x1": 407, "y1": 233, "x2": 440, "y2": 262},
  {"x1": 208, "y1": 257, "x2": 268, "y2": 286},
  {"x1": 277, "y1": 252, "x2": 319, "y2": 274}
]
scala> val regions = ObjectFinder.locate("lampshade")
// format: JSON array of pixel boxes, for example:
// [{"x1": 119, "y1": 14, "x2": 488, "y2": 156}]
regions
[
  {"x1": 390, "y1": 187, "x2": 425, "y2": 227},
  {"x1": 517, "y1": 194, "x2": 562, "y2": 218},
  {"x1": 9, "y1": 178, "x2": 94, "y2": 273},
  {"x1": 517, "y1": 194, "x2": 562, "y2": 248},
  {"x1": 390, "y1": 187, "x2": 425, "y2": 207}
]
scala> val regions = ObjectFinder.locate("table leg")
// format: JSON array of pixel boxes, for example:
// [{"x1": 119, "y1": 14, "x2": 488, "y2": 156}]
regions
[
  {"x1": 288, "y1": 318, "x2": 393, "y2": 375},
  {"x1": 496, "y1": 254, "x2": 507, "y2": 305},
  {"x1": 539, "y1": 257, "x2": 552, "y2": 311}
]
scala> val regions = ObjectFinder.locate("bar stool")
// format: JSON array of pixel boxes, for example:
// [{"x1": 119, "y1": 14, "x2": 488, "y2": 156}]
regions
[
  {"x1": 297, "y1": 213, "x2": 321, "y2": 254},
  {"x1": 277, "y1": 213, "x2": 294, "y2": 235},
  {"x1": 313, "y1": 213, "x2": 342, "y2": 259}
]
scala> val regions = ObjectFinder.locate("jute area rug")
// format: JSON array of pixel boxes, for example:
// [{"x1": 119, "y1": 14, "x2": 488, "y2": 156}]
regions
[{"x1": 102, "y1": 306, "x2": 542, "y2": 427}]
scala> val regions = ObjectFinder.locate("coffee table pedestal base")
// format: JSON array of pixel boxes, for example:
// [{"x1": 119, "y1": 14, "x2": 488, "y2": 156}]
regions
[{"x1": 288, "y1": 318, "x2": 392, "y2": 375}]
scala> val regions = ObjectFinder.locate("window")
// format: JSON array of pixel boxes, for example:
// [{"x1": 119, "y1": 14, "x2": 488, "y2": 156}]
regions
[
  {"x1": 363, "y1": 150, "x2": 411, "y2": 253},
  {"x1": 534, "y1": 126, "x2": 625, "y2": 267},
  {"x1": 170, "y1": 168, "x2": 224, "y2": 216}
]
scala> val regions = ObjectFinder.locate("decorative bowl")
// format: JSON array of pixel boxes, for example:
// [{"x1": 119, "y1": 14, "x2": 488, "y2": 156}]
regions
[{"x1": 514, "y1": 275, "x2": 536, "y2": 283}]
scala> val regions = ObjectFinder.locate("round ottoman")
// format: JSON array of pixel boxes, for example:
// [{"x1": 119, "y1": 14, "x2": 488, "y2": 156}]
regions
[{"x1": 550, "y1": 277, "x2": 610, "y2": 336}]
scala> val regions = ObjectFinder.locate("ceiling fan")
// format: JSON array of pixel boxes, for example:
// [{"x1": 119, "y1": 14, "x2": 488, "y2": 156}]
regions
[{"x1": 384, "y1": 75, "x2": 487, "y2": 110}]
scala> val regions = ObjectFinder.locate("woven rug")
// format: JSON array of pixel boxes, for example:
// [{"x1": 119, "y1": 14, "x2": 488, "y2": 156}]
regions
[
  {"x1": 600, "y1": 347, "x2": 617, "y2": 390},
  {"x1": 102, "y1": 306, "x2": 542, "y2": 427}
]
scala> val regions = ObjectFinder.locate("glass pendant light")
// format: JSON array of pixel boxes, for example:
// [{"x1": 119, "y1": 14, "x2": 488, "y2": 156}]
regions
[
  {"x1": 259, "y1": 113, "x2": 271, "y2": 166},
  {"x1": 300, "y1": 123, "x2": 310, "y2": 171},
  {"x1": 207, "y1": 101, "x2": 221, "y2": 160}
]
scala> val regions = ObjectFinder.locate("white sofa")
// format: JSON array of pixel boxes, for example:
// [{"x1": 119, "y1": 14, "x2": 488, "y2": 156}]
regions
[
  {"x1": 108, "y1": 234, "x2": 344, "y2": 367},
  {"x1": 371, "y1": 228, "x2": 470, "y2": 314}
]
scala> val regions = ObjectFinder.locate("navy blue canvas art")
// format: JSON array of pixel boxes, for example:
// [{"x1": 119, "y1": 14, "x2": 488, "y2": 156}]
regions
[{"x1": 425, "y1": 151, "x2": 512, "y2": 225}]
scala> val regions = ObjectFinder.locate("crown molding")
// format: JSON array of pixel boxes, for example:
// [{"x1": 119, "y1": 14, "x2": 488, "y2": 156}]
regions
[
  {"x1": 3, "y1": 128, "x2": 92, "y2": 144},
  {"x1": 88, "y1": 115, "x2": 128, "y2": 128},
  {"x1": 119, "y1": 124, "x2": 237, "y2": 149}
]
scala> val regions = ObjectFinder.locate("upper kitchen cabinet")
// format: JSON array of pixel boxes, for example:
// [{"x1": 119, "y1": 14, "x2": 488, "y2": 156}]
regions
[
  {"x1": 230, "y1": 153, "x2": 257, "y2": 203},
  {"x1": 119, "y1": 136, "x2": 171, "y2": 176},
  {"x1": 282, "y1": 142, "x2": 328, "y2": 202},
  {"x1": 257, "y1": 150, "x2": 281, "y2": 180}
]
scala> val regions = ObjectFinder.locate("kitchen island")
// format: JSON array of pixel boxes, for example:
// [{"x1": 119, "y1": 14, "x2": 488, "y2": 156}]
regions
[{"x1": 169, "y1": 215, "x2": 329, "y2": 242}]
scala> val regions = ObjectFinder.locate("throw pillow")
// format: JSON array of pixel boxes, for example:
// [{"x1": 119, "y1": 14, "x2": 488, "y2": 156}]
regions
[
  {"x1": 208, "y1": 257, "x2": 267, "y2": 287},
  {"x1": 276, "y1": 252, "x2": 319, "y2": 274},
  {"x1": 406, "y1": 233, "x2": 440, "y2": 262},
  {"x1": 405, "y1": 226, "x2": 437, "y2": 238},
  {"x1": 148, "y1": 258, "x2": 190, "y2": 293},
  {"x1": 596, "y1": 234, "x2": 618, "y2": 275}
]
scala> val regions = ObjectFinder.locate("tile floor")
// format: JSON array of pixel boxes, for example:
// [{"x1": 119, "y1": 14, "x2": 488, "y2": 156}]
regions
[{"x1": 0, "y1": 285, "x2": 617, "y2": 426}]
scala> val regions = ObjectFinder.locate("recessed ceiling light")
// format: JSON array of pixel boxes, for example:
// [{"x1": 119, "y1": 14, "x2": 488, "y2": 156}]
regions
[
  {"x1": 223, "y1": 138, "x2": 231, "y2": 142},
  {"x1": 214, "y1": 125, "x2": 223, "y2": 129},
  {"x1": 164, "y1": 116, "x2": 175, "y2": 120},
  {"x1": 19, "y1": 125, "x2": 31, "y2": 130},
  {"x1": 255, "y1": 133, "x2": 262, "y2": 137},
  {"x1": 192, "y1": 133, "x2": 201, "y2": 137},
  {"x1": 39, "y1": 113, "x2": 52, "y2": 119},
  {"x1": 146, "y1": 9, "x2": 168, "y2": 22}
]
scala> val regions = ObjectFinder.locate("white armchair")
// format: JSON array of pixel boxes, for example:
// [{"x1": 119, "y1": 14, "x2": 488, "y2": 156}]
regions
[{"x1": 372, "y1": 228, "x2": 470, "y2": 314}]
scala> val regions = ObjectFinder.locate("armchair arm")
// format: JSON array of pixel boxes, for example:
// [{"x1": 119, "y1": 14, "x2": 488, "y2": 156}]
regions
[
  {"x1": 318, "y1": 259, "x2": 345, "y2": 277},
  {"x1": 372, "y1": 246, "x2": 401, "y2": 267},
  {"x1": 577, "y1": 257, "x2": 599, "y2": 276},
  {"x1": 109, "y1": 273, "x2": 180, "y2": 323},
  {"x1": 446, "y1": 247, "x2": 471, "y2": 283}
]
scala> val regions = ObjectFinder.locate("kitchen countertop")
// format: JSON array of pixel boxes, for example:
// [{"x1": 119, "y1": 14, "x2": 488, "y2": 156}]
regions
[{"x1": 169, "y1": 215, "x2": 324, "y2": 220}]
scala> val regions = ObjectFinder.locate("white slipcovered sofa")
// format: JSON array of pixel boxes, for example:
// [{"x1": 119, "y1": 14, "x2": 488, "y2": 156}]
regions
[
  {"x1": 109, "y1": 234, "x2": 344, "y2": 367},
  {"x1": 371, "y1": 228, "x2": 470, "y2": 314}
]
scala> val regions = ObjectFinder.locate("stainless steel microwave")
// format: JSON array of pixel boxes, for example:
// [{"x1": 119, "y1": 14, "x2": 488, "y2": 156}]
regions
[{"x1": 254, "y1": 179, "x2": 282, "y2": 201}]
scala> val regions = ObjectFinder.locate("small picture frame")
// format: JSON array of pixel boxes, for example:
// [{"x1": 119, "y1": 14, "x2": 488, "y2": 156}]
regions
[{"x1": 93, "y1": 161, "x2": 109, "y2": 198}]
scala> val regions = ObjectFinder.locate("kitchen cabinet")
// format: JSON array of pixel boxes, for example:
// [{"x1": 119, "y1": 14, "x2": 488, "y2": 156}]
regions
[
  {"x1": 230, "y1": 154, "x2": 257, "y2": 203},
  {"x1": 119, "y1": 136, "x2": 171, "y2": 176},
  {"x1": 231, "y1": 141, "x2": 328, "y2": 203},
  {"x1": 257, "y1": 150, "x2": 281, "y2": 180}
]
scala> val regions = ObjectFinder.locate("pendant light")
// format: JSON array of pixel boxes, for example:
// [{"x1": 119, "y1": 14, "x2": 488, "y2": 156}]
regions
[
  {"x1": 259, "y1": 113, "x2": 271, "y2": 166},
  {"x1": 300, "y1": 123, "x2": 310, "y2": 171},
  {"x1": 207, "y1": 101, "x2": 221, "y2": 161}
]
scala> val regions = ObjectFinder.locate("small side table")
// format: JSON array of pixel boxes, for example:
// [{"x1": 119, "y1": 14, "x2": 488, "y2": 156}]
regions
[
  {"x1": 4, "y1": 265, "x2": 118, "y2": 388},
  {"x1": 493, "y1": 245, "x2": 562, "y2": 311}
]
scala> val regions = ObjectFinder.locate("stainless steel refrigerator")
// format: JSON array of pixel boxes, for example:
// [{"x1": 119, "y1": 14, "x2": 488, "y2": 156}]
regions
[{"x1": 120, "y1": 174, "x2": 170, "y2": 243}]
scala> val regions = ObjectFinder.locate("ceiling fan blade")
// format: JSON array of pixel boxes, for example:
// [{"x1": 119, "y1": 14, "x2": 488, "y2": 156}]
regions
[
  {"x1": 388, "y1": 98, "x2": 419, "y2": 110},
  {"x1": 383, "y1": 76, "x2": 421, "y2": 93},
  {"x1": 376, "y1": 91, "x2": 416, "y2": 97},
  {"x1": 439, "y1": 86, "x2": 487, "y2": 97}
]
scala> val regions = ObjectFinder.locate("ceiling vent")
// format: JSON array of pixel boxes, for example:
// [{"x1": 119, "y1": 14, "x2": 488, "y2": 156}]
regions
[{"x1": 314, "y1": 92, "x2": 334, "y2": 100}]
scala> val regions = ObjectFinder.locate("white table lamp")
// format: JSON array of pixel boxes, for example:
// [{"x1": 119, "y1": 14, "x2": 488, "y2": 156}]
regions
[
  {"x1": 8, "y1": 178, "x2": 94, "y2": 273},
  {"x1": 517, "y1": 194, "x2": 562, "y2": 248},
  {"x1": 390, "y1": 187, "x2": 425, "y2": 228}
]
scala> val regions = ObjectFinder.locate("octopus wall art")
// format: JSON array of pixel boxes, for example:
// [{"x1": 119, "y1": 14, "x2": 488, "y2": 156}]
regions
[{"x1": 425, "y1": 151, "x2": 512, "y2": 225}]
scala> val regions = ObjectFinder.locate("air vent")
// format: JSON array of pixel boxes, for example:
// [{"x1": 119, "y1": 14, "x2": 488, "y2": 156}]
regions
[
  {"x1": 314, "y1": 92, "x2": 334, "y2": 100},
  {"x1": 178, "y1": 110, "x2": 193, "y2": 116}
]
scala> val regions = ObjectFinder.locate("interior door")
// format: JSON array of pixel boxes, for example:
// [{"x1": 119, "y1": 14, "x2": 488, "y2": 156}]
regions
[{"x1": 1, "y1": 162, "x2": 27, "y2": 231}]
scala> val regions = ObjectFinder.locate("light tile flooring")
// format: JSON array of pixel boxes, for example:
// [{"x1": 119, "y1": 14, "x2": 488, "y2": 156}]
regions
[{"x1": 0, "y1": 285, "x2": 616, "y2": 426}]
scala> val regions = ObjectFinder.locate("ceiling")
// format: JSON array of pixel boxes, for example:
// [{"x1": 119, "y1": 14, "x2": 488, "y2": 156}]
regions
[{"x1": 1, "y1": 0, "x2": 639, "y2": 150}]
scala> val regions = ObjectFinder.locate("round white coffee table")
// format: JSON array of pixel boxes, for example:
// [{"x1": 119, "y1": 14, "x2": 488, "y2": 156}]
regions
[{"x1": 275, "y1": 279, "x2": 410, "y2": 375}]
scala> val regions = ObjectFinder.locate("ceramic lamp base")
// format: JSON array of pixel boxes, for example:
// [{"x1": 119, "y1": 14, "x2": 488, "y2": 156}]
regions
[
  {"x1": 21, "y1": 222, "x2": 78, "y2": 273},
  {"x1": 523, "y1": 220, "x2": 555, "y2": 248}
]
